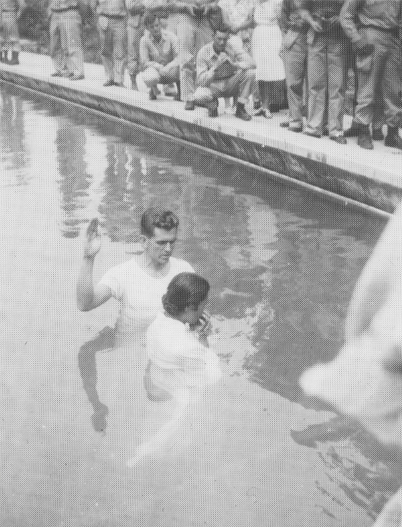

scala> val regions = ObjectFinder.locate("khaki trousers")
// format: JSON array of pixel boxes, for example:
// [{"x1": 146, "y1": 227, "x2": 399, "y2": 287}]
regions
[
  {"x1": 98, "y1": 16, "x2": 127, "y2": 84},
  {"x1": 354, "y1": 27, "x2": 402, "y2": 129},
  {"x1": 194, "y1": 69, "x2": 257, "y2": 106},
  {"x1": 282, "y1": 30, "x2": 308, "y2": 125},
  {"x1": 50, "y1": 10, "x2": 84, "y2": 76},
  {"x1": 0, "y1": 11, "x2": 20, "y2": 52},
  {"x1": 127, "y1": 16, "x2": 144, "y2": 77},
  {"x1": 172, "y1": 13, "x2": 213, "y2": 102},
  {"x1": 306, "y1": 32, "x2": 347, "y2": 136}
]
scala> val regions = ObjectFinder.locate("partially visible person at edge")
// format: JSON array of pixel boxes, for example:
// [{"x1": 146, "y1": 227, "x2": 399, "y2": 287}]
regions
[
  {"x1": 0, "y1": 0, "x2": 25, "y2": 65},
  {"x1": 139, "y1": 11, "x2": 181, "y2": 100},
  {"x1": 76, "y1": 208, "x2": 194, "y2": 339},
  {"x1": 126, "y1": 0, "x2": 146, "y2": 90},
  {"x1": 90, "y1": 0, "x2": 128, "y2": 87},
  {"x1": 279, "y1": 0, "x2": 308, "y2": 132},
  {"x1": 299, "y1": 202, "x2": 402, "y2": 527},
  {"x1": 340, "y1": 0, "x2": 402, "y2": 151},
  {"x1": 193, "y1": 22, "x2": 257, "y2": 120},
  {"x1": 48, "y1": 0, "x2": 85, "y2": 80}
]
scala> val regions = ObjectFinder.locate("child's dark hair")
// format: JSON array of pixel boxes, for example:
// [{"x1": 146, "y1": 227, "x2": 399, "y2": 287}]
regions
[{"x1": 162, "y1": 273, "x2": 210, "y2": 317}]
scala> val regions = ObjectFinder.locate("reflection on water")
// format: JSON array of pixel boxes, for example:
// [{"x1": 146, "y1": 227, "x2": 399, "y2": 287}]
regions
[{"x1": 0, "y1": 83, "x2": 399, "y2": 527}]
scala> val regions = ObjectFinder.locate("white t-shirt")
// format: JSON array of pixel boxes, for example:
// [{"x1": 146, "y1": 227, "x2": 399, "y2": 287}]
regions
[
  {"x1": 99, "y1": 256, "x2": 194, "y2": 334},
  {"x1": 147, "y1": 312, "x2": 222, "y2": 389}
]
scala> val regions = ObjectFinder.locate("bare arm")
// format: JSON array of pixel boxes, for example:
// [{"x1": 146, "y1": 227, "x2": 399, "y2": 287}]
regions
[
  {"x1": 345, "y1": 204, "x2": 402, "y2": 340},
  {"x1": 76, "y1": 218, "x2": 112, "y2": 311}
]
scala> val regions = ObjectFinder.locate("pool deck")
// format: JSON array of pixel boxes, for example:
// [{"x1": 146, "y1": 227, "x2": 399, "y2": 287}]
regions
[{"x1": 1, "y1": 51, "x2": 401, "y2": 214}]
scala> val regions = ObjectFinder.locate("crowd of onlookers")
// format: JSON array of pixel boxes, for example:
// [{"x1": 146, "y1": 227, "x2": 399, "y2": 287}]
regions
[{"x1": 1, "y1": 0, "x2": 401, "y2": 150}]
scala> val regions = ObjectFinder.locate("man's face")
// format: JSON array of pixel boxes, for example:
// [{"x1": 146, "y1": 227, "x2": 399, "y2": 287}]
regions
[
  {"x1": 213, "y1": 30, "x2": 230, "y2": 53},
  {"x1": 149, "y1": 19, "x2": 162, "y2": 40},
  {"x1": 142, "y1": 227, "x2": 177, "y2": 267}
]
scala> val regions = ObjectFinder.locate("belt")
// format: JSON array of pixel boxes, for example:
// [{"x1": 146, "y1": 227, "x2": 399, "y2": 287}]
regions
[
  {"x1": 361, "y1": 24, "x2": 399, "y2": 36},
  {"x1": 52, "y1": 6, "x2": 79, "y2": 12},
  {"x1": 99, "y1": 13, "x2": 125, "y2": 19}
]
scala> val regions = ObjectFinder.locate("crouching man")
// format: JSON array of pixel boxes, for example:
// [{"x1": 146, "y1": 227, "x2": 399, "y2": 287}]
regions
[
  {"x1": 140, "y1": 11, "x2": 180, "y2": 100},
  {"x1": 193, "y1": 22, "x2": 257, "y2": 120}
]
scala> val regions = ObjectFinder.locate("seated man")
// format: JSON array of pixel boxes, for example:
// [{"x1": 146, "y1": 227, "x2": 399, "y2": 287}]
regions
[
  {"x1": 139, "y1": 11, "x2": 180, "y2": 101},
  {"x1": 193, "y1": 23, "x2": 257, "y2": 121}
]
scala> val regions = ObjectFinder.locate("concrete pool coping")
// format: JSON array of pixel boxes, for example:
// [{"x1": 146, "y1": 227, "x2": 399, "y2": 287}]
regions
[{"x1": 1, "y1": 52, "x2": 401, "y2": 215}]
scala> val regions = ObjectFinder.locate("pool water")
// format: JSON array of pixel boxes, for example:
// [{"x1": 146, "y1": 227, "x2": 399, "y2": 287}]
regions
[{"x1": 0, "y1": 83, "x2": 400, "y2": 527}]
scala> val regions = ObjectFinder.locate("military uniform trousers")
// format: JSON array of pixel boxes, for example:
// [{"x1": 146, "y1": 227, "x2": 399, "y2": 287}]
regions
[
  {"x1": 354, "y1": 27, "x2": 402, "y2": 129},
  {"x1": 127, "y1": 15, "x2": 143, "y2": 78},
  {"x1": 50, "y1": 10, "x2": 84, "y2": 76},
  {"x1": 98, "y1": 15, "x2": 127, "y2": 84},
  {"x1": 306, "y1": 32, "x2": 347, "y2": 136},
  {"x1": 193, "y1": 69, "x2": 257, "y2": 106},
  {"x1": 0, "y1": 10, "x2": 20, "y2": 52},
  {"x1": 170, "y1": 13, "x2": 213, "y2": 102},
  {"x1": 282, "y1": 29, "x2": 308, "y2": 126}
]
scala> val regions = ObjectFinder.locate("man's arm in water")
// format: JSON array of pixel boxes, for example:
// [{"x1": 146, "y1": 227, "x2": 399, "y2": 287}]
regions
[
  {"x1": 77, "y1": 218, "x2": 112, "y2": 311},
  {"x1": 345, "y1": 203, "x2": 402, "y2": 341}
]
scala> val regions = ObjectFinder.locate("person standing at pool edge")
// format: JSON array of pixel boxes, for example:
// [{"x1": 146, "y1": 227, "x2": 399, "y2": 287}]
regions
[{"x1": 77, "y1": 208, "x2": 194, "y2": 337}]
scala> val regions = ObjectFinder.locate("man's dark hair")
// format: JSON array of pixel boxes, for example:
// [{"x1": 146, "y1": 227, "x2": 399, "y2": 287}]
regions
[
  {"x1": 213, "y1": 22, "x2": 231, "y2": 35},
  {"x1": 140, "y1": 208, "x2": 179, "y2": 237},
  {"x1": 162, "y1": 273, "x2": 210, "y2": 317},
  {"x1": 143, "y1": 11, "x2": 159, "y2": 28}
]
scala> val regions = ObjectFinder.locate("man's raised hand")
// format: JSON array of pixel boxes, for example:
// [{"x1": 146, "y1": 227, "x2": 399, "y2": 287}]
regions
[{"x1": 84, "y1": 218, "x2": 101, "y2": 259}]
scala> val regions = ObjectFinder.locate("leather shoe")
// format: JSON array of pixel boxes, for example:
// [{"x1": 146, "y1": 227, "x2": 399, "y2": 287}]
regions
[
  {"x1": 289, "y1": 124, "x2": 303, "y2": 133},
  {"x1": 184, "y1": 100, "x2": 195, "y2": 111},
  {"x1": 304, "y1": 131, "x2": 321, "y2": 138},
  {"x1": 280, "y1": 121, "x2": 290, "y2": 128},
  {"x1": 330, "y1": 135, "x2": 347, "y2": 145},
  {"x1": 51, "y1": 71, "x2": 63, "y2": 77},
  {"x1": 70, "y1": 74, "x2": 84, "y2": 81},
  {"x1": 344, "y1": 123, "x2": 359, "y2": 137},
  {"x1": 372, "y1": 128, "x2": 384, "y2": 141},
  {"x1": 103, "y1": 80, "x2": 115, "y2": 87},
  {"x1": 385, "y1": 128, "x2": 402, "y2": 150},
  {"x1": 114, "y1": 82, "x2": 125, "y2": 88},
  {"x1": 358, "y1": 129, "x2": 374, "y2": 150},
  {"x1": 235, "y1": 105, "x2": 252, "y2": 121}
]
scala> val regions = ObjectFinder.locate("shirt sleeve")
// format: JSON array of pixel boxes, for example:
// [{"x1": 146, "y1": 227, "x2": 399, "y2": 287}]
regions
[
  {"x1": 340, "y1": 0, "x2": 365, "y2": 42},
  {"x1": 98, "y1": 265, "x2": 124, "y2": 300}
]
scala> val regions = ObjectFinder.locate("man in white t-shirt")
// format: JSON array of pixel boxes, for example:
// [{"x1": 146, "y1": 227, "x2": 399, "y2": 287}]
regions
[{"x1": 77, "y1": 208, "x2": 194, "y2": 335}]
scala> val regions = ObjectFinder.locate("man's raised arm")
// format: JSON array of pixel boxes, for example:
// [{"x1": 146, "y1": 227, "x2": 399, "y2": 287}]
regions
[{"x1": 77, "y1": 218, "x2": 112, "y2": 311}]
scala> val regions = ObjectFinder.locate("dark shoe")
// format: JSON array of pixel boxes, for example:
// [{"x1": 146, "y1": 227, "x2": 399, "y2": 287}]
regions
[
  {"x1": 304, "y1": 131, "x2": 321, "y2": 138},
  {"x1": 322, "y1": 128, "x2": 329, "y2": 136},
  {"x1": 344, "y1": 122, "x2": 360, "y2": 138},
  {"x1": 385, "y1": 127, "x2": 402, "y2": 149},
  {"x1": 51, "y1": 71, "x2": 63, "y2": 77},
  {"x1": 289, "y1": 124, "x2": 303, "y2": 133},
  {"x1": 207, "y1": 99, "x2": 219, "y2": 118},
  {"x1": 185, "y1": 100, "x2": 195, "y2": 111},
  {"x1": 372, "y1": 128, "x2": 384, "y2": 141},
  {"x1": 254, "y1": 101, "x2": 262, "y2": 110},
  {"x1": 103, "y1": 80, "x2": 115, "y2": 87},
  {"x1": 114, "y1": 82, "x2": 125, "y2": 88},
  {"x1": 235, "y1": 104, "x2": 252, "y2": 121},
  {"x1": 358, "y1": 126, "x2": 373, "y2": 150},
  {"x1": 70, "y1": 74, "x2": 84, "y2": 81},
  {"x1": 8, "y1": 52, "x2": 19, "y2": 65},
  {"x1": 149, "y1": 89, "x2": 157, "y2": 100},
  {"x1": 280, "y1": 121, "x2": 290, "y2": 128},
  {"x1": 330, "y1": 135, "x2": 347, "y2": 145}
]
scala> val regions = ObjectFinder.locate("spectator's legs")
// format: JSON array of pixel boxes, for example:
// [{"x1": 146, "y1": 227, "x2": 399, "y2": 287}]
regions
[
  {"x1": 2, "y1": 11, "x2": 20, "y2": 64},
  {"x1": 284, "y1": 31, "x2": 307, "y2": 128},
  {"x1": 383, "y1": 34, "x2": 402, "y2": 148},
  {"x1": 63, "y1": 10, "x2": 84, "y2": 77},
  {"x1": 50, "y1": 13, "x2": 67, "y2": 74},
  {"x1": 305, "y1": 34, "x2": 327, "y2": 136},
  {"x1": 327, "y1": 36, "x2": 346, "y2": 137},
  {"x1": 127, "y1": 19, "x2": 143, "y2": 90},
  {"x1": 111, "y1": 18, "x2": 127, "y2": 85},
  {"x1": 99, "y1": 21, "x2": 114, "y2": 83}
]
